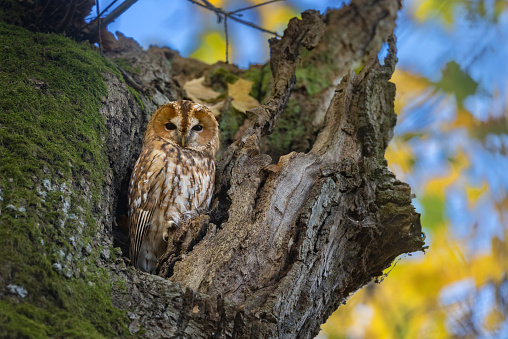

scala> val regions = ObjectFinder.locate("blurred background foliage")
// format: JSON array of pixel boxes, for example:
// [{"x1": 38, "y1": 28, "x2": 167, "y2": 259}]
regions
[
  {"x1": 321, "y1": 0, "x2": 508, "y2": 337},
  {"x1": 96, "y1": 0, "x2": 508, "y2": 337}
]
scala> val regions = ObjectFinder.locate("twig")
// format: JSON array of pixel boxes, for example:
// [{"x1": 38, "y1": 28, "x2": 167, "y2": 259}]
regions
[
  {"x1": 100, "y1": 0, "x2": 138, "y2": 27},
  {"x1": 201, "y1": 0, "x2": 224, "y2": 23},
  {"x1": 227, "y1": 15, "x2": 280, "y2": 36},
  {"x1": 188, "y1": 0, "x2": 283, "y2": 63},
  {"x1": 82, "y1": 0, "x2": 138, "y2": 35},
  {"x1": 98, "y1": 0, "x2": 119, "y2": 18},
  {"x1": 97, "y1": 0, "x2": 103, "y2": 55},
  {"x1": 224, "y1": 16, "x2": 229, "y2": 63},
  {"x1": 187, "y1": 0, "x2": 224, "y2": 18},
  {"x1": 81, "y1": 0, "x2": 118, "y2": 30},
  {"x1": 189, "y1": 0, "x2": 281, "y2": 36},
  {"x1": 230, "y1": 0, "x2": 284, "y2": 15},
  {"x1": 36, "y1": 0, "x2": 53, "y2": 21}
]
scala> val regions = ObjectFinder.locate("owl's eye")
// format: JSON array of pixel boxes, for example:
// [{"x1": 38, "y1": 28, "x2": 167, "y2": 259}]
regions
[
  {"x1": 192, "y1": 125, "x2": 203, "y2": 132},
  {"x1": 165, "y1": 123, "x2": 177, "y2": 131}
]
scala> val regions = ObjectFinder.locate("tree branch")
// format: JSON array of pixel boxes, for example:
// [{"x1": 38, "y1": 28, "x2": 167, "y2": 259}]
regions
[
  {"x1": 224, "y1": 16, "x2": 229, "y2": 64},
  {"x1": 83, "y1": 0, "x2": 138, "y2": 36},
  {"x1": 188, "y1": 0, "x2": 284, "y2": 37},
  {"x1": 230, "y1": 0, "x2": 285, "y2": 15}
]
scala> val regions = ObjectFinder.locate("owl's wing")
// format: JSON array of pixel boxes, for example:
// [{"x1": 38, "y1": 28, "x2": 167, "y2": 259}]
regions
[
  {"x1": 193, "y1": 160, "x2": 215, "y2": 212},
  {"x1": 128, "y1": 148, "x2": 166, "y2": 264}
]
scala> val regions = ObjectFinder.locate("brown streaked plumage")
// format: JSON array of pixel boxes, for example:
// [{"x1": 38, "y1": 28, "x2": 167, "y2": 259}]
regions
[{"x1": 128, "y1": 100, "x2": 219, "y2": 273}]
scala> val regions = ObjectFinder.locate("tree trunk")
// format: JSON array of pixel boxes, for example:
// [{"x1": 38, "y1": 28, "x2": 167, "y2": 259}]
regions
[{"x1": 0, "y1": 0, "x2": 425, "y2": 337}]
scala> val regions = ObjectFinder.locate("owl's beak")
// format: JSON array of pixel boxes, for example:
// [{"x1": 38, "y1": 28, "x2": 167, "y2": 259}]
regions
[{"x1": 181, "y1": 136, "x2": 186, "y2": 147}]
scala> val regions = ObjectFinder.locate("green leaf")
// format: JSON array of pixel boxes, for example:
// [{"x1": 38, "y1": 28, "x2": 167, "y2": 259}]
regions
[
  {"x1": 420, "y1": 194, "x2": 446, "y2": 231},
  {"x1": 434, "y1": 61, "x2": 478, "y2": 107}
]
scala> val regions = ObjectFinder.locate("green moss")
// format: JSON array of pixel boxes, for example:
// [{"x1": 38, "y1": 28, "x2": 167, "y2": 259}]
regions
[
  {"x1": 0, "y1": 23, "x2": 129, "y2": 337},
  {"x1": 205, "y1": 67, "x2": 239, "y2": 92},
  {"x1": 0, "y1": 271, "x2": 125, "y2": 338},
  {"x1": 295, "y1": 64, "x2": 331, "y2": 96},
  {"x1": 241, "y1": 64, "x2": 272, "y2": 103},
  {"x1": 114, "y1": 58, "x2": 141, "y2": 75},
  {"x1": 128, "y1": 85, "x2": 145, "y2": 110},
  {"x1": 355, "y1": 63, "x2": 364, "y2": 75},
  {"x1": 217, "y1": 105, "x2": 246, "y2": 157},
  {"x1": 265, "y1": 98, "x2": 310, "y2": 160},
  {"x1": 295, "y1": 47, "x2": 335, "y2": 96}
]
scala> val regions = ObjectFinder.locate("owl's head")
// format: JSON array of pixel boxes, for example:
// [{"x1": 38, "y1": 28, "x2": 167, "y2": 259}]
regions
[{"x1": 145, "y1": 100, "x2": 219, "y2": 157}]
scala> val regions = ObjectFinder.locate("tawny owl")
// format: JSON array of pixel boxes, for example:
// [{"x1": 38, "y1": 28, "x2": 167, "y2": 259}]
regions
[{"x1": 128, "y1": 100, "x2": 219, "y2": 273}]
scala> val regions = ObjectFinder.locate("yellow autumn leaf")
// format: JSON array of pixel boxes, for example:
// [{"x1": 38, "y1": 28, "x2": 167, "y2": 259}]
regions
[
  {"x1": 228, "y1": 78, "x2": 260, "y2": 112},
  {"x1": 392, "y1": 71, "x2": 432, "y2": 95},
  {"x1": 484, "y1": 308, "x2": 504, "y2": 332},
  {"x1": 257, "y1": 2, "x2": 299, "y2": 32},
  {"x1": 385, "y1": 140, "x2": 414, "y2": 174},
  {"x1": 391, "y1": 70, "x2": 433, "y2": 117},
  {"x1": 448, "y1": 107, "x2": 479, "y2": 131},
  {"x1": 465, "y1": 181, "x2": 487, "y2": 208},
  {"x1": 412, "y1": 0, "x2": 463, "y2": 26},
  {"x1": 206, "y1": 0, "x2": 224, "y2": 6},
  {"x1": 183, "y1": 77, "x2": 224, "y2": 117},
  {"x1": 470, "y1": 254, "x2": 504, "y2": 287},
  {"x1": 442, "y1": 105, "x2": 508, "y2": 142},
  {"x1": 425, "y1": 151, "x2": 468, "y2": 198},
  {"x1": 183, "y1": 77, "x2": 221, "y2": 103},
  {"x1": 191, "y1": 32, "x2": 226, "y2": 64}
]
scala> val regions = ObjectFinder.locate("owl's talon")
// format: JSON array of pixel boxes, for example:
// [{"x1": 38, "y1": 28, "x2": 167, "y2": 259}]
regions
[{"x1": 163, "y1": 221, "x2": 176, "y2": 242}]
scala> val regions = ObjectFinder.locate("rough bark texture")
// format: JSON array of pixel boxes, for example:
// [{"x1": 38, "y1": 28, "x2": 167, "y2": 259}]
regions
[{"x1": 1, "y1": 0, "x2": 426, "y2": 337}]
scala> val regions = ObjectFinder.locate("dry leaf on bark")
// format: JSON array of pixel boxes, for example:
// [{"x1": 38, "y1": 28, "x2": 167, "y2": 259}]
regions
[
  {"x1": 183, "y1": 76, "x2": 224, "y2": 116},
  {"x1": 228, "y1": 78, "x2": 260, "y2": 113}
]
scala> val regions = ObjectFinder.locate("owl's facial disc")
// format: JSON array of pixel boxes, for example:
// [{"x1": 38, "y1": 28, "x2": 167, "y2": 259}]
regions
[
  {"x1": 164, "y1": 117, "x2": 183, "y2": 145},
  {"x1": 181, "y1": 118, "x2": 200, "y2": 147},
  {"x1": 148, "y1": 101, "x2": 218, "y2": 156},
  {"x1": 163, "y1": 116, "x2": 197, "y2": 147}
]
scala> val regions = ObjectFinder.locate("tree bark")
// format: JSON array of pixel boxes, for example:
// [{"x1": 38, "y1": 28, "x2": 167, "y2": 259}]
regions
[{"x1": 1, "y1": 0, "x2": 425, "y2": 337}]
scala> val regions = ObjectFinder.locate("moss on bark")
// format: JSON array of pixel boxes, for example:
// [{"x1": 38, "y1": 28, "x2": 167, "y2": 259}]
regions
[{"x1": 0, "y1": 23, "x2": 129, "y2": 337}]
